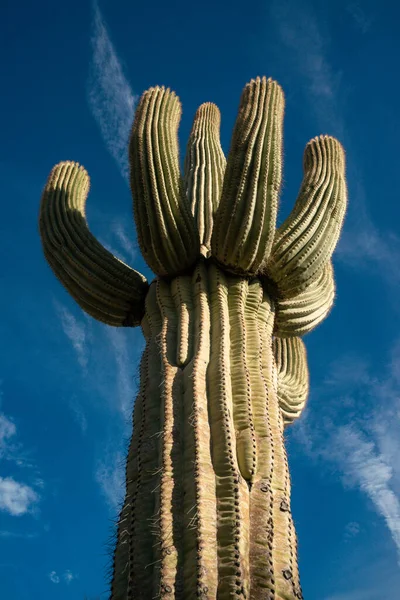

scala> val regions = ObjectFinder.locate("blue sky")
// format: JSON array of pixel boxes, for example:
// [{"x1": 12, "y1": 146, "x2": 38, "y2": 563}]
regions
[{"x1": 1, "y1": 0, "x2": 400, "y2": 598}]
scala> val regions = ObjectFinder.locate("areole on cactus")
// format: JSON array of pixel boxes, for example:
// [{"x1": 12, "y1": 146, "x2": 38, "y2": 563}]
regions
[{"x1": 39, "y1": 76, "x2": 347, "y2": 599}]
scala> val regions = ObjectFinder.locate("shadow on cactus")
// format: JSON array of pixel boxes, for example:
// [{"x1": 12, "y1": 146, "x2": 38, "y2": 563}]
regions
[{"x1": 39, "y1": 76, "x2": 347, "y2": 599}]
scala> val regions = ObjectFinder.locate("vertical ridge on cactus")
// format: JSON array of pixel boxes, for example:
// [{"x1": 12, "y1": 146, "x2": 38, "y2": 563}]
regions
[
  {"x1": 39, "y1": 75, "x2": 347, "y2": 599},
  {"x1": 184, "y1": 102, "x2": 226, "y2": 258}
]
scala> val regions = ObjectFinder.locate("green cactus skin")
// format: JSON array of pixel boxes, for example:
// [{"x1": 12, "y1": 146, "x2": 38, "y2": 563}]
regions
[
  {"x1": 39, "y1": 76, "x2": 347, "y2": 599},
  {"x1": 184, "y1": 102, "x2": 226, "y2": 258}
]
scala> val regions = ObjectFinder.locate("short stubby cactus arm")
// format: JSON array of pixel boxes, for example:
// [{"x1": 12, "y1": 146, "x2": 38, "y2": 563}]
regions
[
  {"x1": 184, "y1": 103, "x2": 226, "y2": 257},
  {"x1": 266, "y1": 135, "x2": 347, "y2": 297},
  {"x1": 129, "y1": 87, "x2": 200, "y2": 277},
  {"x1": 39, "y1": 161, "x2": 148, "y2": 327},
  {"x1": 273, "y1": 262, "x2": 335, "y2": 337},
  {"x1": 211, "y1": 77, "x2": 284, "y2": 276},
  {"x1": 273, "y1": 336, "x2": 309, "y2": 425}
]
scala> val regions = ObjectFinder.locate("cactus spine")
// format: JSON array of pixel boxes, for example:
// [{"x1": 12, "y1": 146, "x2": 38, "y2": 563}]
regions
[{"x1": 39, "y1": 76, "x2": 347, "y2": 599}]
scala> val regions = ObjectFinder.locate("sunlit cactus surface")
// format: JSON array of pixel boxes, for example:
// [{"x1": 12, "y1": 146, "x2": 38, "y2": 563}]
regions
[{"x1": 39, "y1": 76, "x2": 347, "y2": 600}]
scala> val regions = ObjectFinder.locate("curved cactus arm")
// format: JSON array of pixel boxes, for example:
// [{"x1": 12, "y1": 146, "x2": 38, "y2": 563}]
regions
[
  {"x1": 266, "y1": 135, "x2": 347, "y2": 296},
  {"x1": 211, "y1": 77, "x2": 284, "y2": 275},
  {"x1": 273, "y1": 262, "x2": 335, "y2": 337},
  {"x1": 129, "y1": 86, "x2": 200, "y2": 277},
  {"x1": 273, "y1": 336, "x2": 309, "y2": 425},
  {"x1": 39, "y1": 161, "x2": 148, "y2": 327},
  {"x1": 183, "y1": 102, "x2": 226, "y2": 258}
]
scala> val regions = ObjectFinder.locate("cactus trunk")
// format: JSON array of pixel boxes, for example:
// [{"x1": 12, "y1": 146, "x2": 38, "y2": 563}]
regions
[{"x1": 111, "y1": 261, "x2": 301, "y2": 600}]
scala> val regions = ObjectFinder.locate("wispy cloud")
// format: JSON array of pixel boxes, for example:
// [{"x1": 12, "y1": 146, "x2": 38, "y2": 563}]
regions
[
  {"x1": 336, "y1": 178, "x2": 400, "y2": 289},
  {"x1": 99, "y1": 218, "x2": 138, "y2": 266},
  {"x1": 52, "y1": 299, "x2": 141, "y2": 511},
  {"x1": 87, "y1": 2, "x2": 137, "y2": 181},
  {"x1": 330, "y1": 426, "x2": 400, "y2": 560},
  {"x1": 0, "y1": 530, "x2": 38, "y2": 539},
  {"x1": 270, "y1": 0, "x2": 343, "y2": 135},
  {"x1": 346, "y1": 3, "x2": 373, "y2": 34},
  {"x1": 293, "y1": 341, "x2": 400, "y2": 563},
  {"x1": 48, "y1": 571, "x2": 60, "y2": 584},
  {"x1": 0, "y1": 413, "x2": 16, "y2": 457},
  {"x1": 95, "y1": 450, "x2": 125, "y2": 513},
  {"x1": 69, "y1": 397, "x2": 88, "y2": 434},
  {"x1": 63, "y1": 569, "x2": 76, "y2": 584},
  {"x1": 48, "y1": 569, "x2": 77, "y2": 585},
  {"x1": 344, "y1": 521, "x2": 360, "y2": 542},
  {"x1": 111, "y1": 220, "x2": 138, "y2": 264},
  {"x1": 54, "y1": 301, "x2": 89, "y2": 372},
  {"x1": 106, "y1": 328, "x2": 137, "y2": 419},
  {"x1": 0, "y1": 477, "x2": 39, "y2": 517}
]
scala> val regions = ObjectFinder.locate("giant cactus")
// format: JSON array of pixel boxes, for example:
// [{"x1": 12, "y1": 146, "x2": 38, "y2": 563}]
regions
[{"x1": 39, "y1": 76, "x2": 347, "y2": 599}]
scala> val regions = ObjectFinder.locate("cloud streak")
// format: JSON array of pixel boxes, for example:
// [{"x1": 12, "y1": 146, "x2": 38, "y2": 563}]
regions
[
  {"x1": 270, "y1": 0, "x2": 343, "y2": 136},
  {"x1": 87, "y1": 2, "x2": 137, "y2": 181},
  {"x1": 330, "y1": 426, "x2": 400, "y2": 561},
  {"x1": 293, "y1": 342, "x2": 400, "y2": 563},
  {"x1": 95, "y1": 450, "x2": 125, "y2": 512},
  {"x1": 54, "y1": 301, "x2": 88, "y2": 372},
  {"x1": 106, "y1": 328, "x2": 138, "y2": 419},
  {"x1": 0, "y1": 413, "x2": 16, "y2": 456}
]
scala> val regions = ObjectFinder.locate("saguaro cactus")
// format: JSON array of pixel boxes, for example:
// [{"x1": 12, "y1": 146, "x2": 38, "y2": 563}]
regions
[{"x1": 39, "y1": 77, "x2": 347, "y2": 599}]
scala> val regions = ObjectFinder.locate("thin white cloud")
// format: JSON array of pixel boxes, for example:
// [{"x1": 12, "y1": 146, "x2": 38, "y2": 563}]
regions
[
  {"x1": 270, "y1": 0, "x2": 343, "y2": 135},
  {"x1": 330, "y1": 426, "x2": 400, "y2": 560},
  {"x1": 0, "y1": 477, "x2": 39, "y2": 516},
  {"x1": 293, "y1": 342, "x2": 400, "y2": 563},
  {"x1": 346, "y1": 3, "x2": 373, "y2": 34},
  {"x1": 48, "y1": 569, "x2": 76, "y2": 585},
  {"x1": 87, "y1": 2, "x2": 137, "y2": 181},
  {"x1": 0, "y1": 413, "x2": 16, "y2": 456},
  {"x1": 95, "y1": 450, "x2": 125, "y2": 512},
  {"x1": 54, "y1": 301, "x2": 89, "y2": 371},
  {"x1": 106, "y1": 328, "x2": 137, "y2": 419},
  {"x1": 63, "y1": 570, "x2": 76, "y2": 584},
  {"x1": 69, "y1": 397, "x2": 88, "y2": 434},
  {"x1": 99, "y1": 219, "x2": 138, "y2": 266},
  {"x1": 111, "y1": 220, "x2": 138, "y2": 264},
  {"x1": 48, "y1": 571, "x2": 60, "y2": 584},
  {"x1": 336, "y1": 180, "x2": 400, "y2": 288},
  {"x1": 344, "y1": 521, "x2": 360, "y2": 541},
  {"x1": 0, "y1": 530, "x2": 38, "y2": 539}
]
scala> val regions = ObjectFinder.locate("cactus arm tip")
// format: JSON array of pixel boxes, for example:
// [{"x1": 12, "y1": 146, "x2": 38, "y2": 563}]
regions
[{"x1": 39, "y1": 160, "x2": 148, "y2": 327}]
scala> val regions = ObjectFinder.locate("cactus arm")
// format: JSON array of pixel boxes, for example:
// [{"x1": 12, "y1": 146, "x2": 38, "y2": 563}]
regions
[
  {"x1": 39, "y1": 161, "x2": 148, "y2": 327},
  {"x1": 183, "y1": 103, "x2": 226, "y2": 258},
  {"x1": 129, "y1": 87, "x2": 200, "y2": 276},
  {"x1": 273, "y1": 336, "x2": 309, "y2": 425},
  {"x1": 266, "y1": 136, "x2": 347, "y2": 296},
  {"x1": 211, "y1": 77, "x2": 284, "y2": 276},
  {"x1": 273, "y1": 261, "x2": 335, "y2": 337}
]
